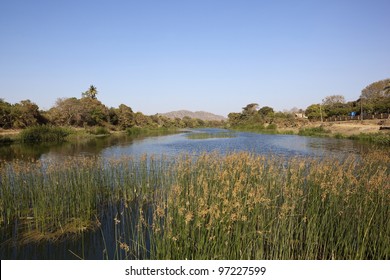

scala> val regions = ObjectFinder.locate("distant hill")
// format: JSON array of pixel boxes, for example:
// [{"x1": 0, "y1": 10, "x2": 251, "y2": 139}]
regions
[{"x1": 159, "y1": 110, "x2": 226, "y2": 121}]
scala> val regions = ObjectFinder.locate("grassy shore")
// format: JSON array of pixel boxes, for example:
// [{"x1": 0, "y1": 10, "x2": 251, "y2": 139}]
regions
[
  {"x1": 1, "y1": 151, "x2": 389, "y2": 259},
  {"x1": 230, "y1": 121, "x2": 390, "y2": 146},
  {"x1": 2, "y1": 120, "x2": 389, "y2": 146}
]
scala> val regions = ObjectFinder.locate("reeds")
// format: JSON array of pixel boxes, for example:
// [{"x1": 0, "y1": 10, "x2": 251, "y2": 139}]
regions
[
  {"x1": 298, "y1": 126, "x2": 331, "y2": 136},
  {"x1": 1, "y1": 151, "x2": 389, "y2": 259},
  {"x1": 19, "y1": 125, "x2": 71, "y2": 143},
  {"x1": 186, "y1": 131, "x2": 236, "y2": 139}
]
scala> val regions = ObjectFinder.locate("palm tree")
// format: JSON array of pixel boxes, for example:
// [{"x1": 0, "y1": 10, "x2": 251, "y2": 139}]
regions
[{"x1": 82, "y1": 85, "x2": 98, "y2": 99}]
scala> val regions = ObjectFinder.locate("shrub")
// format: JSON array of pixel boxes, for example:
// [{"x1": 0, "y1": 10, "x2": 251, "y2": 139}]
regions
[
  {"x1": 0, "y1": 136, "x2": 14, "y2": 144},
  {"x1": 126, "y1": 127, "x2": 143, "y2": 136},
  {"x1": 298, "y1": 125, "x2": 331, "y2": 136},
  {"x1": 88, "y1": 126, "x2": 110, "y2": 135},
  {"x1": 348, "y1": 132, "x2": 390, "y2": 146},
  {"x1": 19, "y1": 126, "x2": 70, "y2": 143},
  {"x1": 266, "y1": 123, "x2": 277, "y2": 130}
]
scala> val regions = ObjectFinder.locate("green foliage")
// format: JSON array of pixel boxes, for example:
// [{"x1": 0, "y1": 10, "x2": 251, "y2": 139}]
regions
[
  {"x1": 258, "y1": 106, "x2": 275, "y2": 118},
  {"x1": 87, "y1": 126, "x2": 110, "y2": 135},
  {"x1": 82, "y1": 85, "x2": 98, "y2": 99},
  {"x1": 305, "y1": 78, "x2": 390, "y2": 119},
  {"x1": 47, "y1": 97, "x2": 109, "y2": 127},
  {"x1": 0, "y1": 99, "x2": 13, "y2": 129},
  {"x1": 305, "y1": 104, "x2": 324, "y2": 120},
  {"x1": 266, "y1": 123, "x2": 277, "y2": 130},
  {"x1": 0, "y1": 135, "x2": 14, "y2": 144},
  {"x1": 298, "y1": 126, "x2": 331, "y2": 136},
  {"x1": 19, "y1": 126, "x2": 71, "y2": 143},
  {"x1": 348, "y1": 132, "x2": 390, "y2": 146},
  {"x1": 126, "y1": 127, "x2": 178, "y2": 137},
  {"x1": 0, "y1": 99, "x2": 46, "y2": 129},
  {"x1": 186, "y1": 131, "x2": 235, "y2": 139},
  {"x1": 242, "y1": 103, "x2": 259, "y2": 114},
  {"x1": 115, "y1": 104, "x2": 134, "y2": 129},
  {"x1": 126, "y1": 127, "x2": 143, "y2": 136}
]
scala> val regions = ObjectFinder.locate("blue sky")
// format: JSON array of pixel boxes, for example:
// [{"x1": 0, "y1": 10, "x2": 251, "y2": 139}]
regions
[{"x1": 1, "y1": 0, "x2": 389, "y2": 117}]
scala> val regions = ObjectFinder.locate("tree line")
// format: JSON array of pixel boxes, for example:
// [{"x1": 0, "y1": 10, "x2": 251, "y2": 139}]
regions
[
  {"x1": 2, "y1": 79, "x2": 389, "y2": 131},
  {"x1": 0, "y1": 85, "x2": 224, "y2": 130},
  {"x1": 305, "y1": 78, "x2": 390, "y2": 120},
  {"x1": 227, "y1": 78, "x2": 390, "y2": 127}
]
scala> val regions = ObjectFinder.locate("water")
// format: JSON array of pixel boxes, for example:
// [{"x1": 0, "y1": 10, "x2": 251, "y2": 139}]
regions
[
  {"x1": 0, "y1": 128, "x2": 373, "y2": 162},
  {"x1": 88, "y1": 129, "x2": 373, "y2": 159},
  {"x1": 0, "y1": 128, "x2": 382, "y2": 259}
]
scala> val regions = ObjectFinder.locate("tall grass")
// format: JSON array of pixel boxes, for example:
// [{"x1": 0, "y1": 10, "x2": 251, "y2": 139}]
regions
[
  {"x1": 1, "y1": 152, "x2": 389, "y2": 259},
  {"x1": 186, "y1": 131, "x2": 235, "y2": 139},
  {"x1": 298, "y1": 125, "x2": 331, "y2": 136},
  {"x1": 151, "y1": 152, "x2": 390, "y2": 259},
  {"x1": 348, "y1": 132, "x2": 390, "y2": 146},
  {"x1": 87, "y1": 126, "x2": 110, "y2": 135},
  {"x1": 19, "y1": 126, "x2": 71, "y2": 143}
]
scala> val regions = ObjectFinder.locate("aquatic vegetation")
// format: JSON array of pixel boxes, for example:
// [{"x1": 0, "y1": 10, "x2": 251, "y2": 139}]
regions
[
  {"x1": 0, "y1": 151, "x2": 389, "y2": 259},
  {"x1": 126, "y1": 127, "x2": 178, "y2": 137},
  {"x1": 151, "y1": 152, "x2": 390, "y2": 259},
  {"x1": 0, "y1": 136, "x2": 14, "y2": 145},
  {"x1": 87, "y1": 126, "x2": 111, "y2": 135},
  {"x1": 19, "y1": 126, "x2": 71, "y2": 143},
  {"x1": 298, "y1": 126, "x2": 331, "y2": 136},
  {"x1": 348, "y1": 132, "x2": 390, "y2": 146},
  {"x1": 186, "y1": 131, "x2": 236, "y2": 139}
]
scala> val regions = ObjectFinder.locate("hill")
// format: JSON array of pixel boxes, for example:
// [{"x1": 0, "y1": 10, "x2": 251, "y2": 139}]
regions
[{"x1": 159, "y1": 110, "x2": 226, "y2": 121}]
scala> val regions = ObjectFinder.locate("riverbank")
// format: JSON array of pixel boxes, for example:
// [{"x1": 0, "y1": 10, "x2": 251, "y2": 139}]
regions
[
  {"x1": 2, "y1": 120, "x2": 390, "y2": 146},
  {"x1": 275, "y1": 119, "x2": 388, "y2": 135},
  {"x1": 308, "y1": 119, "x2": 388, "y2": 135}
]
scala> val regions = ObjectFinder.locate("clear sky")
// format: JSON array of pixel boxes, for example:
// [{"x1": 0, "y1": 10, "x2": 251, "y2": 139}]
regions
[{"x1": 1, "y1": 0, "x2": 389, "y2": 117}]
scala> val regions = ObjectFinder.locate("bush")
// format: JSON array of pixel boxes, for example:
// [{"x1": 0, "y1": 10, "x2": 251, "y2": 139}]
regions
[
  {"x1": 20, "y1": 126, "x2": 70, "y2": 143},
  {"x1": 0, "y1": 135, "x2": 14, "y2": 144},
  {"x1": 126, "y1": 127, "x2": 143, "y2": 136},
  {"x1": 348, "y1": 133, "x2": 390, "y2": 146},
  {"x1": 266, "y1": 123, "x2": 277, "y2": 130},
  {"x1": 298, "y1": 126, "x2": 331, "y2": 136},
  {"x1": 88, "y1": 126, "x2": 110, "y2": 135}
]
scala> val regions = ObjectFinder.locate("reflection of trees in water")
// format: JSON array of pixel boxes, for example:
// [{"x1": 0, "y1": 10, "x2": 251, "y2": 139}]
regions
[
  {"x1": 0, "y1": 143, "x2": 54, "y2": 161},
  {"x1": 0, "y1": 131, "x2": 179, "y2": 161},
  {"x1": 0, "y1": 136, "x2": 125, "y2": 161},
  {"x1": 307, "y1": 138, "x2": 371, "y2": 155}
]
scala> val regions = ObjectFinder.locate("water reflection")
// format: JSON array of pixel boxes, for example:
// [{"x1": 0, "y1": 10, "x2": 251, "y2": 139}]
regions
[
  {"x1": 0, "y1": 200, "x2": 152, "y2": 260},
  {"x1": 0, "y1": 129, "x2": 379, "y2": 162}
]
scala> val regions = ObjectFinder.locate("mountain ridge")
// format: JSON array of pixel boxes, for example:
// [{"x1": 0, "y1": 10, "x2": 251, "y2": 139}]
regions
[{"x1": 158, "y1": 110, "x2": 226, "y2": 121}]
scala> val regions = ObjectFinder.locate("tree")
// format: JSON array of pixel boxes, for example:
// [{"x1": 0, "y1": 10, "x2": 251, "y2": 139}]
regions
[
  {"x1": 12, "y1": 100, "x2": 43, "y2": 128},
  {"x1": 47, "y1": 97, "x2": 109, "y2": 126},
  {"x1": 116, "y1": 104, "x2": 135, "y2": 129},
  {"x1": 82, "y1": 85, "x2": 98, "y2": 99},
  {"x1": 0, "y1": 99, "x2": 13, "y2": 128},
  {"x1": 242, "y1": 103, "x2": 259, "y2": 115},
  {"x1": 305, "y1": 104, "x2": 325, "y2": 120},
  {"x1": 227, "y1": 112, "x2": 241, "y2": 126},
  {"x1": 321, "y1": 95, "x2": 349, "y2": 117},
  {"x1": 258, "y1": 106, "x2": 274, "y2": 117},
  {"x1": 360, "y1": 78, "x2": 390, "y2": 114},
  {"x1": 322, "y1": 95, "x2": 346, "y2": 106},
  {"x1": 47, "y1": 98, "x2": 83, "y2": 126},
  {"x1": 361, "y1": 79, "x2": 390, "y2": 100},
  {"x1": 80, "y1": 97, "x2": 109, "y2": 126}
]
